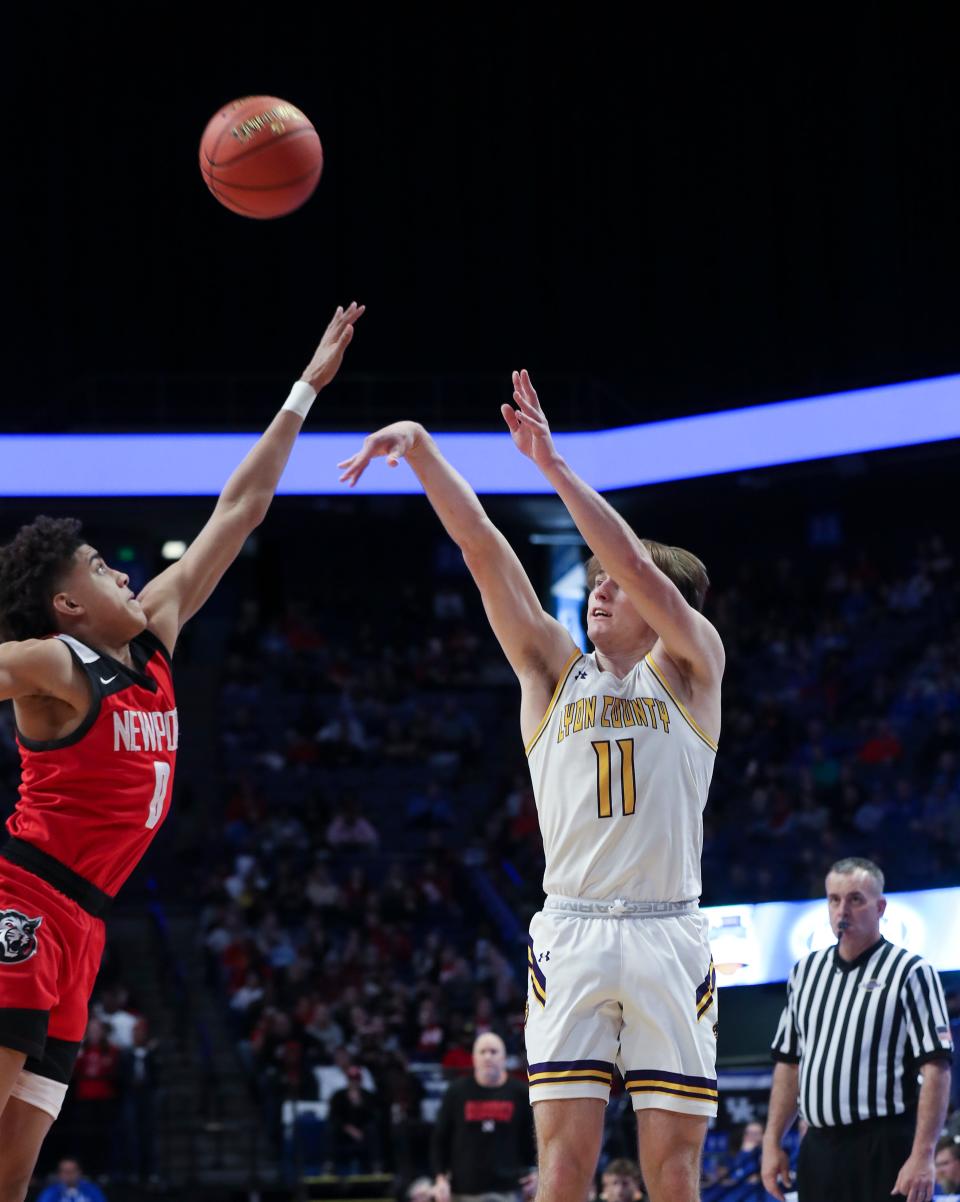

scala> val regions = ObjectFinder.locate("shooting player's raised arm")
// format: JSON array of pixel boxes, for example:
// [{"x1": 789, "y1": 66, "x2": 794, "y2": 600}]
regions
[
  {"x1": 338, "y1": 422, "x2": 578, "y2": 740},
  {"x1": 503, "y1": 371, "x2": 724, "y2": 689}
]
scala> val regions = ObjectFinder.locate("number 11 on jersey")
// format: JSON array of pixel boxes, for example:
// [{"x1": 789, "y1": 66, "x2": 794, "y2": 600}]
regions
[{"x1": 592, "y1": 739, "x2": 636, "y2": 818}]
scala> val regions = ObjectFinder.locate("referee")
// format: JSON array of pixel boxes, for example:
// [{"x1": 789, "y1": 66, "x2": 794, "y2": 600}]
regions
[{"x1": 761, "y1": 858, "x2": 953, "y2": 1202}]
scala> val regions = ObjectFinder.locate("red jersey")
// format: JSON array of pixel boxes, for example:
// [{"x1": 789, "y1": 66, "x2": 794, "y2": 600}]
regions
[{"x1": 7, "y1": 630, "x2": 177, "y2": 897}]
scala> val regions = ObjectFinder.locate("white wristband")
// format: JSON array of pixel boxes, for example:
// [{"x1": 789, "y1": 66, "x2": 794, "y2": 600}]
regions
[{"x1": 281, "y1": 380, "x2": 317, "y2": 419}]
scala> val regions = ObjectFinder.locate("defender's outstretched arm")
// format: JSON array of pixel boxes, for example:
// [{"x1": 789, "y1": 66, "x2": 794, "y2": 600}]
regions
[{"x1": 138, "y1": 303, "x2": 364, "y2": 652}]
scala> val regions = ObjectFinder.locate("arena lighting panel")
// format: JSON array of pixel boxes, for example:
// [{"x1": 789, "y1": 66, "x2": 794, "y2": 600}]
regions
[
  {"x1": 704, "y1": 884, "x2": 960, "y2": 988},
  {"x1": 1, "y1": 374, "x2": 958, "y2": 497}
]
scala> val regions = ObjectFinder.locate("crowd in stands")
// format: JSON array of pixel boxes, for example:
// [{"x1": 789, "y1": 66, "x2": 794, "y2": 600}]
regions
[
  {"x1": 0, "y1": 515, "x2": 957, "y2": 1195},
  {"x1": 190, "y1": 526, "x2": 959, "y2": 1191}
]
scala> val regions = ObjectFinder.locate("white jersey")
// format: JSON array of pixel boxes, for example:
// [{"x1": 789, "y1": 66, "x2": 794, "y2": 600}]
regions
[{"x1": 526, "y1": 649, "x2": 718, "y2": 902}]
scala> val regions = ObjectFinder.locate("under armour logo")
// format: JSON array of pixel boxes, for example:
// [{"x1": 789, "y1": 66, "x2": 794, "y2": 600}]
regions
[
  {"x1": 575, "y1": 670, "x2": 588, "y2": 680},
  {"x1": 538, "y1": 951, "x2": 550, "y2": 963}
]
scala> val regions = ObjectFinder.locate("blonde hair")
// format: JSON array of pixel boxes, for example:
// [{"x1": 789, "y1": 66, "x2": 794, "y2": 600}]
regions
[{"x1": 586, "y1": 540, "x2": 710, "y2": 612}]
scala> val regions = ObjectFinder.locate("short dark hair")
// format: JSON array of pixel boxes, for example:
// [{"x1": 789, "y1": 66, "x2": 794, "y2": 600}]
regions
[
  {"x1": 602, "y1": 1157, "x2": 642, "y2": 1182},
  {"x1": 0, "y1": 516, "x2": 84, "y2": 641},
  {"x1": 828, "y1": 857, "x2": 885, "y2": 893},
  {"x1": 936, "y1": 1134, "x2": 960, "y2": 1160},
  {"x1": 586, "y1": 540, "x2": 710, "y2": 612}
]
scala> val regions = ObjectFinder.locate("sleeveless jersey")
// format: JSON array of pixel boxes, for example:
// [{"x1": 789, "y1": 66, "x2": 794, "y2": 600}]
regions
[
  {"x1": 7, "y1": 629, "x2": 178, "y2": 896},
  {"x1": 526, "y1": 649, "x2": 717, "y2": 902}
]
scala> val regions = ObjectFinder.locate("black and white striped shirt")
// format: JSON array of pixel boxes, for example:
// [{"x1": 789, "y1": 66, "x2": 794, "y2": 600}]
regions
[{"x1": 771, "y1": 938, "x2": 953, "y2": 1127}]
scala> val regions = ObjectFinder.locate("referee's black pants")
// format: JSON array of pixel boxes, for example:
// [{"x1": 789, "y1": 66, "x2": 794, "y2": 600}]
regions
[{"x1": 798, "y1": 1112, "x2": 915, "y2": 1202}]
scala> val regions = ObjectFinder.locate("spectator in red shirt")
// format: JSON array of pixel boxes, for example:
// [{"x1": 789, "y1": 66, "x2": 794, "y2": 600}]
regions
[
  {"x1": 858, "y1": 719, "x2": 903, "y2": 766},
  {"x1": 68, "y1": 1018, "x2": 121, "y2": 1176}
]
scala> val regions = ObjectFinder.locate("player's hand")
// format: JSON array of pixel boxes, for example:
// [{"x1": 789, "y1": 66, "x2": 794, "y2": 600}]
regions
[
  {"x1": 300, "y1": 302, "x2": 365, "y2": 393},
  {"x1": 338, "y1": 420, "x2": 423, "y2": 487},
  {"x1": 760, "y1": 1143, "x2": 792, "y2": 1201},
  {"x1": 519, "y1": 1170, "x2": 538, "y2": 1199},
  {"x1": 502, "y1": 369, "x2": 560, "y2": 470},
  {"x1": 891, "y1": 1150, "x2": 935, "y2": 1202},
  {"x1": 433, "y1": 1174, "x2": 451, "y2": 1202}
]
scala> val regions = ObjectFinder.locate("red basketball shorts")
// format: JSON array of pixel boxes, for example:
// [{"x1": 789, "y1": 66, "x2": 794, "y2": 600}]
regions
[{"x1": 0, "y1": 858, "x2": 105, "y2": 1082}]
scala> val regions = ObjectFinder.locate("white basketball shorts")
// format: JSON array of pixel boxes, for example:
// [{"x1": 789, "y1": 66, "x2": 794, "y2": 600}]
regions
[{"x1": 525, "y1": 896, "x2": 718, "y2": 1117}]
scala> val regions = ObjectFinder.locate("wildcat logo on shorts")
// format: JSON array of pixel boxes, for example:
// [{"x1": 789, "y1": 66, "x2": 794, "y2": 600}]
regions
[{"x1": 0, "y1": 909, "x2": 42, "y2": 964}]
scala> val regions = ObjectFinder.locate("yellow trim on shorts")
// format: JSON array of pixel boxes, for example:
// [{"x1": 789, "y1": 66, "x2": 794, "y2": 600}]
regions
[
  {"x1": 627, "y1": 1080, "x2": 719, "y2": 1101},
  {"x1": 524, "y1": 649, "x2": 584, "y2": 757},
  {"x1": 644, "y1": 655, "x2": 718, "y2": 752},
  {"x1": 529, "y1": 1069, "x2": 613, "y2": 1086}
]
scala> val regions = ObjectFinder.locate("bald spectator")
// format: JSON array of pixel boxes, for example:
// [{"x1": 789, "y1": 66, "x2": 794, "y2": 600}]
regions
[{"x1": 433, "y1": 1033, "x2": 535, "y2": 1202}]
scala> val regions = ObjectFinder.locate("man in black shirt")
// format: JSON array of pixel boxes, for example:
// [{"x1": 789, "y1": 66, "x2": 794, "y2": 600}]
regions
[
  {"x1": 762, "y1": 858, "x2": 953, "y2": 1202},
  {"x1": 328, "y1": 1065, "x2": 381, "y2": 1174},
  {"x1": 433, "y1": 1033, "x2": 535, "y2": 1202}
]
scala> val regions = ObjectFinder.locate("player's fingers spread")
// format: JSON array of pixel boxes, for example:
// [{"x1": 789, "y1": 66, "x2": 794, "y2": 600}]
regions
[{"x1": 501, "y1": 403, "x2": 519, "y2": 429}]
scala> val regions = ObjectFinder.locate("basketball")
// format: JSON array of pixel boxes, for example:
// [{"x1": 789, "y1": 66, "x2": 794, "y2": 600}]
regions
[{"x1": 199, "y1": 96, "x2": 323, "y2": 219}]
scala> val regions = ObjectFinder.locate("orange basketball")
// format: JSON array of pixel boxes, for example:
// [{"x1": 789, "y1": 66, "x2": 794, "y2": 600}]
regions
[{"x1": 199, "y1": 96, "x2": 323, "y2": 219}]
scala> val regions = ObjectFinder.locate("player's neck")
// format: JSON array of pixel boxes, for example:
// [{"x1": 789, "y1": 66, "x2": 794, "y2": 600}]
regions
[
  {"x1": 594, "y1": 637, "x2": 656, "y2": 680},
  {"x1": 71, "y1": 624, "x2": 134, "y2": 670}
]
